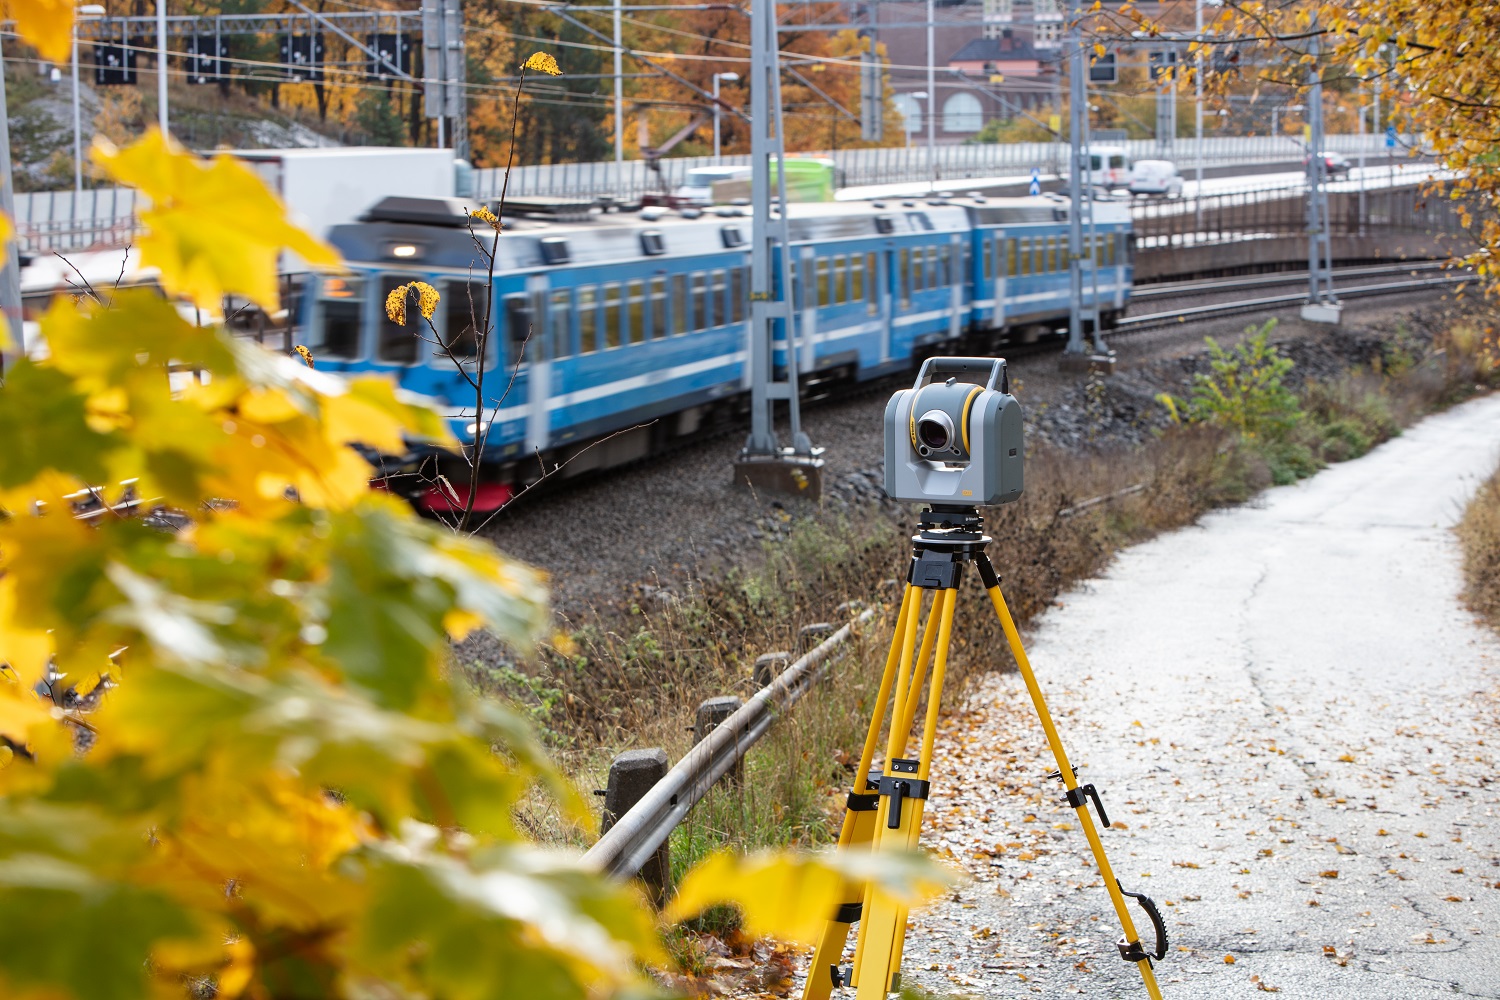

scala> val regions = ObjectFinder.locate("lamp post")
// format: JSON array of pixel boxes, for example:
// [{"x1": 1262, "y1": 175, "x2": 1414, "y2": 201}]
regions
[
  {"x1": 72, "y1": 3, "x2": 106, "y2": 195},
  {"x1": 712, "y1": 72, "x2": 739, "y2": 161},
  {"x1": 911, "y1": 90, "x2": 930, "y2": 188}
]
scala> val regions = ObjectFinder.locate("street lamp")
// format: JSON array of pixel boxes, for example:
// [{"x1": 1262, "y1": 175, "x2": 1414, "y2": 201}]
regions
[
  {"x1": 72, "y1": 3, "x2": 106, "y2": 196},
  {"x1": 911, "y1": 90, "x2": 931, "y2": 188},
  {"x1": 712, "y1": 72, "x2": 739, "y2": 161}
]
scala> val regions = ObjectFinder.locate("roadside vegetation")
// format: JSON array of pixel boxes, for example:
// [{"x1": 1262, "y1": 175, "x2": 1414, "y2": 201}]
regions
[
  {"x1": 490, "y1": 307, "x2": 1500, "y2": 891},
  {"x1": 1458, "y1": 461, "x2": 1500, "y2": 632}
]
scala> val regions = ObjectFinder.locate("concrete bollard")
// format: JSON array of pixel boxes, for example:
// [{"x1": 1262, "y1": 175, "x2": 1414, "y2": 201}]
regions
[
  {"x1": 799, "y1": 622, "x2": 835, "y2": 652},
  {"x1": 694, "y1": 695, "x2": 743, "y2": 784},
  {"x1": 753, "y1": 652, "x2": 792, "y2": 688},
  {"x1": 600, "y1": 747, "x2": 670, "y2": 906}
]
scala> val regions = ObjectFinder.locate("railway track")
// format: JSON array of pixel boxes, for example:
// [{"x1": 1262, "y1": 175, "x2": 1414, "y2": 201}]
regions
[
  {"x1": 1130, "y1": 261, "x2": 1450, "y2": 301},
  {"x1": 1118, "y1": 268, "x2": 1467, "y2": 333}
]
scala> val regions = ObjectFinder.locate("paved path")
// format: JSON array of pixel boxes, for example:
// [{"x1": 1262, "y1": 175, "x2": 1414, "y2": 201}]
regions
[{"x1": 897, "y1": 394, "x2": 1500, "y2": 998}]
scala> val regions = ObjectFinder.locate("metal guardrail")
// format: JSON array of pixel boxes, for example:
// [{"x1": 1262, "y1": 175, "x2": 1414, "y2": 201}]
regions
[{"x1": 581, "y1": 606, "x2": 878, "y2": 880}]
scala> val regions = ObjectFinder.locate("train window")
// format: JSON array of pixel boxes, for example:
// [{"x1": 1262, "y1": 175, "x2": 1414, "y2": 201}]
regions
[
  {"x1": 910, "y1": 248, "x2": 924, "y2": 293},
  {"x1": 1032, "y1": 238, "x2": 1045, "y2": 275},
  {"x1": 1015, "y1": 238, "x2": 1028, "y2": 276},
  {"x1": 579, "y1": 286, "x2": 598, "y2": 353},
  {"x1": 603, "y1": 283, "x2": 623, "y2": 348},
  {"x1": 649, "y1": 277, "x2": 667, "y2": 338},
  {"x1": 1006, "y1": 238, "x2": 1017, "y2": 277},
  {"x1": 691, "y1": 273, "x2": 709, "y2": 331},
  {"x1": 671, "y1": 274, "x2": 688, "y2": 335},
  {"x1": 850, "y1": 254, "x2": 865, "y2": 303},
  {"x1": 898, "y1": 248, "x2": 911, "y2": 307},
  {"x1": 1107, "y1": 232, "x2": 1118, "y2": 267},
  {"x1": 815, "y1": 258, "x2": 830, "y2": 307},
  {"x1": 710, "y1": 270, "x2": 728, "y2": 327},
  {"x1": 729, "y1": 267, "x2": 746, "y2": 324},
  {"x1": 315, "y1": 276, "x2": 364, "y2": 359},
  {"x1": 940, "y1": 246, "x2": 953, "y2": 287},
  {"x1": 540, "y1": 237, "x2": 571, "y2": 265},
  {"x1": 626, "y1": 280, "x2": 646, "y2": 344},
  {"x1": 503, "y1": 294, "x2": 533, "y2": 366},
  {"x1": 982, "y1": 239, "x2": 993, "y2": 281},
  {"x1": 875, "y1": 215, "x2": 895, "y2": 235},
  {"x1": 440, "y1": 280, "x2": 485, "y2": 361},
  {"x1": 378, "y1": 276, "x2": 420, "y2": 364},
  {"x1": 640, "y1": 230, "x2": 666, "y2": 256},
  {"x1": 865, "y1": 252, "x2": 879, "y2": 314},
  {"x1": 550, "y1": 289, "x2": 573, "y2": 358},
  {"x1": 833, "y1": 255, "x2": 848, "y2": 305}
]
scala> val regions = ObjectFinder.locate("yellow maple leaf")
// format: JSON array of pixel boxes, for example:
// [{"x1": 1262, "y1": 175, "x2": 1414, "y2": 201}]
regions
[
  {"x1": 523, "y1": 51, "x2": 562, "y2": 75},
  {"x1": 4, "y1": 0, "x2": 74, "y2": 63},
  {"x1": 92, "y1": 129, "x2": 341, "y2": 311}
]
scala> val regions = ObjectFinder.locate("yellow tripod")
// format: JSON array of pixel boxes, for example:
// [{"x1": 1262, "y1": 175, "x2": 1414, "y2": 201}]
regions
[{"x1": 803, "y1": 507, "x2": 1167, "y2": 999}]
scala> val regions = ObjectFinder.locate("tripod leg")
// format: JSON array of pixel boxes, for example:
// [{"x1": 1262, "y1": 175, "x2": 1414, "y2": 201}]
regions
[
  {"x1": 801, "y1": 585, "x2": 918, "y2": 1000},
  {"x1": 852, "y1": 586, "x2": 957, "y2": 1000},
  {"x1": 976, "y1": 555, "x2": 1166, "y2": 1000}
]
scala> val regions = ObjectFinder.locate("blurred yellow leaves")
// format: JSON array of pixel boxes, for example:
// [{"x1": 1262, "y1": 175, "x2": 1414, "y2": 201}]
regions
[
  {"x1": 668, "y1": 849, "x2": 951, "y2": 946},
  {"x1": 92, "y1": 129, "x2": 341, "y2": 310},
  {"x1": 4, "y1": 0, "x2": 75, "y2": 63}
]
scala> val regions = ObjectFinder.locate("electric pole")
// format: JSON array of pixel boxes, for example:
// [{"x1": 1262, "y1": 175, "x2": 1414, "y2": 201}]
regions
[
  {"x1": 733, "y1": 0, "x2": 823, "y2": 497},
  {"x1": 1301, "y1": 15, "x2": 1340, "y2": 324}
]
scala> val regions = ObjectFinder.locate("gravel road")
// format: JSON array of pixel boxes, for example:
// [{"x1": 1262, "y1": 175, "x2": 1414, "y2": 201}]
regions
[{"x1": 878, "y1": 392, "x2": 1500, "y2": 998}]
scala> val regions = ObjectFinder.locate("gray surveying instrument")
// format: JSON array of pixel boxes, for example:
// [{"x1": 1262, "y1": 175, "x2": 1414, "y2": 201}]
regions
[{"x1": 804, "y1": 358, "x2": 1168, "y2": 999}]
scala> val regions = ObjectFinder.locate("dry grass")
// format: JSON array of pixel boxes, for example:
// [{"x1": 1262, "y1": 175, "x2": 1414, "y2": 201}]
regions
[
  {"x1": 481, "y1": 305, "x2": 1500, "y2": 862},
  {"x1": 1459, "y1": 462, "x2": 1500, "y2": 630}
]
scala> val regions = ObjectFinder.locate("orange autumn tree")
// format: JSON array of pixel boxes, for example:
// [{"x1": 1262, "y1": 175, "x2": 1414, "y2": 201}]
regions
[{"x1": 1123, "y1": 0, "x2": 1500, "y2": 279}]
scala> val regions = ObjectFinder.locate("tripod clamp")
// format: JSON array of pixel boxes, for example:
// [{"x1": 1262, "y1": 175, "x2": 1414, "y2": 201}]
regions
[{"x1": 1116, "y1": 883, "x2": 1170, "y2": 962}]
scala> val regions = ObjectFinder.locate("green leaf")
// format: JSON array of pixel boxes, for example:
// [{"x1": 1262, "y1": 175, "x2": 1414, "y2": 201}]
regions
[{"x1": 0, "y1": 360, "x2": 119, "y2": 489}]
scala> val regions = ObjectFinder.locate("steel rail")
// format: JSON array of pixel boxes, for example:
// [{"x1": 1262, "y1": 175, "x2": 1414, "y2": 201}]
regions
[
  {"x1": 1131, "y1": 261, "x2": 1451, "y2": 301},
  {"x1": 581, "y1": 606, "x2": 878, "y2": 879},
  {"x1": 1118, "y1": 273, "x2": 1468, "y2": 332}
]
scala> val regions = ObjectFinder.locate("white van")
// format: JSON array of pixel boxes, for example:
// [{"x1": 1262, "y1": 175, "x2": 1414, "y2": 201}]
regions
[
  {"x1": 672, "y1": 165, "x2": 752, "y2": 207},
  {"x1": 1082, "y1": 146, "x2": 1132, "y2": 190}
]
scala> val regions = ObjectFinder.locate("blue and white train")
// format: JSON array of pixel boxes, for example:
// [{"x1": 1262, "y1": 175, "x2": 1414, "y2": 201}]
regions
[{"x1": 302, "y1": 194, "x2": 1133, "y2": 505}]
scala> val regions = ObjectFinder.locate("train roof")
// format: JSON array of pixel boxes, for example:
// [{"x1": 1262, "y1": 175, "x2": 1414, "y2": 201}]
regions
[{"x1": 326, "y1": 194, "x2": 1125, "y2": 273}]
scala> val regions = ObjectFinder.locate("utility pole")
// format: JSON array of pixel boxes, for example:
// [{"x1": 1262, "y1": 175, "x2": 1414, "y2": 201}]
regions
[
  {"x1": 0, "y1": 32, "x2": 24, "y2": 374},
  {"x1": 613, "y1": 0, "x2": 623, "y2": 166},
  {"x1": 157, "y1": 0, "x2": 169, "y2": 132},
  {"x1": 733, "y1": 0, "x2": 822, "y2": 497},
  {"x1": 1194, "y1": 0, "x2": 1204, "y2": 226},
  {"x1": 1061, "y1": 2, "x2": 1108, "y2": 371},
  {"x1": 926, "y1": 0, "x2": 936, "y2": 190},
  {"x1": 1301, "y1": 16, "x2": 1340, "y2": 324}
]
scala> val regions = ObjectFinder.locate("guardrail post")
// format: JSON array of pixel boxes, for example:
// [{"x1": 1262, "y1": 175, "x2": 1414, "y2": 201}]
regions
[
  {"x1": 694, "y1": 696, "x2": 743, "y2": 784},
  {"x1": 798, "y1": 622, "x2": 835, "y2": 652},
  {"x1": 600, "y1": 748, "x2": 671, "y2": 905},
  {"x1": 753, "y1": 652, "x2": 791, "y2": 688}
]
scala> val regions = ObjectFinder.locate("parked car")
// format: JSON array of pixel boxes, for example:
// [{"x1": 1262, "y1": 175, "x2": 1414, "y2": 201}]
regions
[
  {"x1": 1304, "y1": 151, "x2": 1352, "y2": 176},
  {"x1": 1128, "y1": 159, "x2": 1185, "y2": 198}
]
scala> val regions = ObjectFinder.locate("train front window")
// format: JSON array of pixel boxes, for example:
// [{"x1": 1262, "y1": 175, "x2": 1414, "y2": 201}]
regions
[
  {"x1": 378, "y1": 276, "x2": 420, "y2": 364},
  {"x1": 316, "y1": 276, "x2": 364, "y2": 359},
  {"x1": 440, "y1": 281, "x2": 484, "y2": 361}
]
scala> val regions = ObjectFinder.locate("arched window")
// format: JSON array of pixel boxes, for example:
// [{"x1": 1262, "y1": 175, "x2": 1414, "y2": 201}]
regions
[
  {"x1": 942, "y1": 92, "x2": 983, "y2": 133},
  {"x1": 893, "y1": 93, "x2": 923, "y2": 134}
]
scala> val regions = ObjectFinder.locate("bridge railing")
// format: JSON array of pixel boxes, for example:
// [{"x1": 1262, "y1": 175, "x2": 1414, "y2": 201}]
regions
[
  {"x1": 1131, "y1": 178, "x2": 1464, "y2": 251},
  {"x1": 478, "y1": 133, "x2": 1415, "y2": 203}
]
